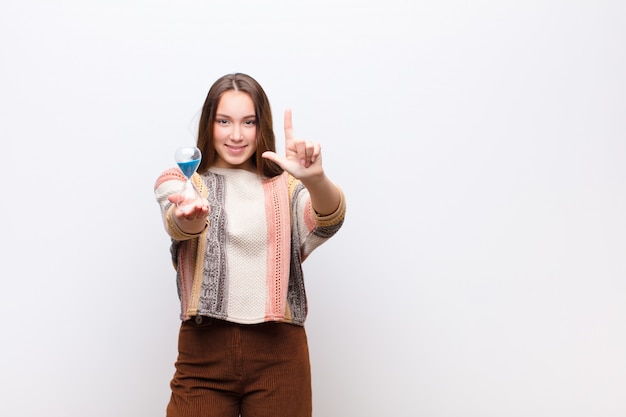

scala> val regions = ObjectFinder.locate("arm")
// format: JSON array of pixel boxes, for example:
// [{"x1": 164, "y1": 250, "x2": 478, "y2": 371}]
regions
[{"x1": 299, "y1": 172, "x2": 341, "y2": 216}]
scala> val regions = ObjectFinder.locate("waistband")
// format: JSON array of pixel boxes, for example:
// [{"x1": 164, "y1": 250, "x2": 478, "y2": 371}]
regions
[{"x1": 189, "y1": 315, "x2": 229, "y2": 326}]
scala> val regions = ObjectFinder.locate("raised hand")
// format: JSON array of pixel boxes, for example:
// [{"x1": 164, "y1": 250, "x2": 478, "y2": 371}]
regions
[{"x1": 262, "y1": 109, "x2": 323, "y2": 180}]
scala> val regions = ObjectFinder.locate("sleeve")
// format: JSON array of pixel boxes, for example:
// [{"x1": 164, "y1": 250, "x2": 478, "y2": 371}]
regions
[
  {"x1": 314, "y1": 187, "x2": 347, "y2": 228},
  {"x1": 154, "y1": 168, "x2": 208, "y2": 241},
  {"x1": 290, "y1": 175, "x2": 346, "y2": 261}
]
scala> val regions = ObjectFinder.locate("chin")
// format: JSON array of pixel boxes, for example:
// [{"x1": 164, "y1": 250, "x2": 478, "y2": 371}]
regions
[{"x1": 229, "y1": 158, "x2": 255, "y2": 170}]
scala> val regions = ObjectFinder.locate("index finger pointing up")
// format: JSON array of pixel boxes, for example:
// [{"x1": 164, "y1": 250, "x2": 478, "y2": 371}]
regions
[{"x1": 284, "y1": 109, "x2": 294, "y2": 141}]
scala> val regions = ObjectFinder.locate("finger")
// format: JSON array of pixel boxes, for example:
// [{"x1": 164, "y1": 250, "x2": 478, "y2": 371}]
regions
[
  {"x1": 303, "y1": 141, "x2": 314, "y2": 167},
  {"x1": 263, "y1": 150, "x2": 303, "y2": 177},
  {"x1": 182, "y1": 204, "x2": 208, "y2": 220},
  {"x1": 284, "y1": 109, "x2": 294, "y2": 141},
  {"x1": 190, "y1": 208, "x2": 208, "y2": 220},
  {"x1": 310, "y1": 142, "x2": 321, "y2": 163},
  {"x1": 294, "y1": 140, "x2": 307, "y2": 164},
  {"x1": 263, "y1": 150, "x2": 300, "y2": 173}
]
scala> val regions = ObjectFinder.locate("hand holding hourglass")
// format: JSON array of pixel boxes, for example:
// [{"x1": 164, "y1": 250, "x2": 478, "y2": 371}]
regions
[{"x1": 173, "y1": 146, "x2": 207, "y2": 215}]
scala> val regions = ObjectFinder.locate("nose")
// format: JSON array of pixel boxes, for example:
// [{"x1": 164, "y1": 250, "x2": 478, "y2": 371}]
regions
[{"x1": 230, "y1": 125, "x2": 244, "y2": 140}]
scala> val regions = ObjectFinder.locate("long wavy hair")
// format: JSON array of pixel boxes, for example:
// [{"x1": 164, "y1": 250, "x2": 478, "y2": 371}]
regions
[{"x1": 196, "y1": 73, "x2": 283, "y2": 178}]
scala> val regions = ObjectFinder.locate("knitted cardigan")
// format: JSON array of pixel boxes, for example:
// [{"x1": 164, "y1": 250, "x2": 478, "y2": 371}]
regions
[{"x1": 154, "y1": 167, "x2": 346, "y2": 326}]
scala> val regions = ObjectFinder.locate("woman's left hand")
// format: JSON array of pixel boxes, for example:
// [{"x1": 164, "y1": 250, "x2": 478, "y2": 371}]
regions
[{"x1": 262, "y1": 109, "x2": 323, "y2": 180}]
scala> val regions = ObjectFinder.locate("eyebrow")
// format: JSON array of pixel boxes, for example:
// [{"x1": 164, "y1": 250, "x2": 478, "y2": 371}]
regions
[{"x1": 215, "y1": 113, "x2": 256, "y2": 119}]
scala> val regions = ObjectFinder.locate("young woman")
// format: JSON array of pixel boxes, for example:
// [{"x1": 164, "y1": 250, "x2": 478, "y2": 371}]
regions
[{"x1": 154, "y1": 73, "x2": 346, "y2": 417}]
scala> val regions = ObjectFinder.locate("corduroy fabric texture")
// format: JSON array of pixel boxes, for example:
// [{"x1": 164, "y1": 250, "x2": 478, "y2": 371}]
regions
[{"x1": 167, "y1": 318, "x2": 312, "y2": 417}]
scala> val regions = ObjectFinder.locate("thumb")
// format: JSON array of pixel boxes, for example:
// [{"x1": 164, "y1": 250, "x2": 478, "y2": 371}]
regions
[
  {"x1": 262, "y1": 151, "x2": 296, "y2": 173},
  {"x1": 262, "y1": 151, "x2": 283, "y2": 165},
  {"x1": 262, "y1": 150, "x2": 303, "y2": 178}
]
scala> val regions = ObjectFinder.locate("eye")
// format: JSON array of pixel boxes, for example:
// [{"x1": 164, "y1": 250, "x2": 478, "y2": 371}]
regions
[
  {"x1": 216, "y1": 119, "x2": 229, "y2": 125},
  {"x1": 244, "y1": 119, "x2": 256, "y2": 126}
]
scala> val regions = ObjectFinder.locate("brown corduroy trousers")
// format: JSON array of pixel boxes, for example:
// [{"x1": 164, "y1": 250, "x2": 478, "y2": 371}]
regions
[{"x1": 166, "y1": 317, "x2": 312, "y2": 417}]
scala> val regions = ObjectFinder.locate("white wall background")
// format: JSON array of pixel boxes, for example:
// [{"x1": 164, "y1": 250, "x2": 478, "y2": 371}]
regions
[{"x1": 1, "y1": 1, "x2": 625, "y2": 416}]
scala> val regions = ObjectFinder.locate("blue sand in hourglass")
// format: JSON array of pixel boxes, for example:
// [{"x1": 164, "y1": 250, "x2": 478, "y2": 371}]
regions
[{"x1": 177, "y1": 159, "x2": 201, "y2": 178}]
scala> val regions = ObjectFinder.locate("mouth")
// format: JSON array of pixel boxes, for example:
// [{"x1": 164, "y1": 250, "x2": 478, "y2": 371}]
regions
[{"x1": 226, "y1": 144, "x2": 246, "y2": 154}]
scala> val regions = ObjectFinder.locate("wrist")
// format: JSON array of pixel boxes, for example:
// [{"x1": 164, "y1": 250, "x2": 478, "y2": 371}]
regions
[{"x1": 300, "y1": 171, "x2": 328, "y2": 190}]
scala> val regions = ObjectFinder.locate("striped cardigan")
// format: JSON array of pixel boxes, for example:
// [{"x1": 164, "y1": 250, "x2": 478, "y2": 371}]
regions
[{"x1": 154, "y1": 167, "x2": 346, "y2": 326}]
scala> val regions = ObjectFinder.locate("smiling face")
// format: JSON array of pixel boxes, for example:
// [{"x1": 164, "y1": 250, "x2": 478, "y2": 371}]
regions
[
  {"x1": 212, "y1": 90, "x2": 258, "y2": 171},
  {"x1": 196, "y1": 73, "x2": 282, "y2": 177}
]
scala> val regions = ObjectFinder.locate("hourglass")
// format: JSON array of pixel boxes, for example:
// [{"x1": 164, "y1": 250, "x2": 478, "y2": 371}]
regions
[{"x1": 174, "y1": 146, "x2": 203, "y2": 212}]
